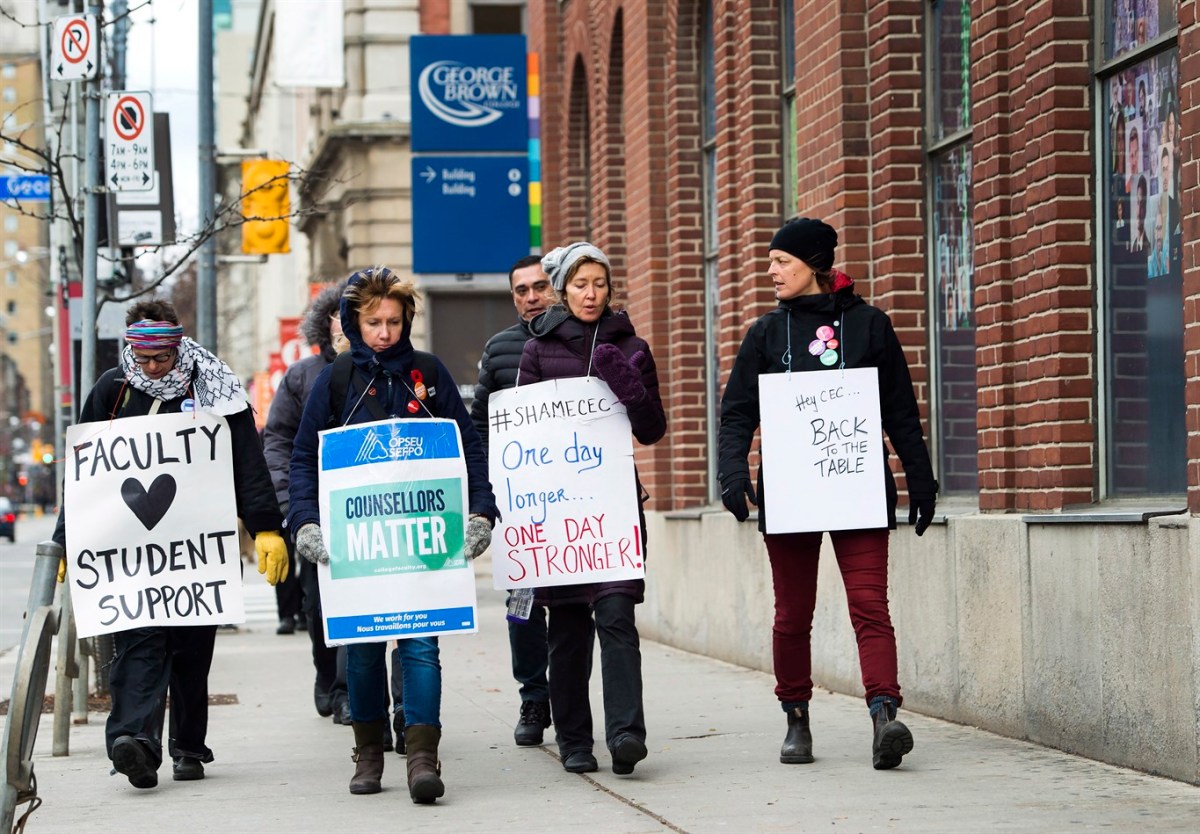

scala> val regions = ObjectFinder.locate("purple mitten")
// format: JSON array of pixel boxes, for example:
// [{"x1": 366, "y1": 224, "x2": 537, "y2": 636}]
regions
[{"x1": 592, "y1": 343, "x2": 647, "y2": 405}]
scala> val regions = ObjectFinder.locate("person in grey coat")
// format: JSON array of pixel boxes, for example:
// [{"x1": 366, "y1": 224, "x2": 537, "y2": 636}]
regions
[{"x1": 262, "y1": 282, "x2": 353, "y2": 722}]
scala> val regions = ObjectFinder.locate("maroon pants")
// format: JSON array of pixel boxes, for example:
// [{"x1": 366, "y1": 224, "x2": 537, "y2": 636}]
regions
[{"x1": 764, "y1": 528, "x2": 901, "y2": 707}]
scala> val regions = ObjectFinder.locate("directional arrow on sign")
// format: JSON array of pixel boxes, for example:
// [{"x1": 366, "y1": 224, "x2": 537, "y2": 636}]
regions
[{"x1": 420, "y1": 165, "x2": 437, "y2": 184}]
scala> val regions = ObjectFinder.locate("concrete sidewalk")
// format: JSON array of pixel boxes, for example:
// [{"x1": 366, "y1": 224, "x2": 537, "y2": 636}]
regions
[{"x1": 6, "y1": 562, "x2": 1197, "y2": 833}]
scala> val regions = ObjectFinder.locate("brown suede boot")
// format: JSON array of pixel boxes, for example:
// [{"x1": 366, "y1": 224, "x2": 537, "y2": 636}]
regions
[
  {"x1": 349, "y1": 719, "x2": 386, "y2": 795},
  {"x1": 404, "y1": 725, "x2": 445, "y2": 804}
]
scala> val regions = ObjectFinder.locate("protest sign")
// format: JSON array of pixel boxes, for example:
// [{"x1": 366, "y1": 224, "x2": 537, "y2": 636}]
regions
[
  {"x1": 759, "y1": 367, "x2": 886, "y2": 533},
  {"x1": 316, "y1": 417, "x2": 477, "y2": 645},
  {"x1": 488, "y1": 377, "x2": 644, "y2": 590},
  {"x1": 64, "y1": 411, "x2": 244, "y2": 638}
]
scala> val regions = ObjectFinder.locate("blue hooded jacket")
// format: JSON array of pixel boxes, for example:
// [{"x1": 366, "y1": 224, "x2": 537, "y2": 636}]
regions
[{"x1": 286, "y1": 273, "x2": 497, "y2": 533}]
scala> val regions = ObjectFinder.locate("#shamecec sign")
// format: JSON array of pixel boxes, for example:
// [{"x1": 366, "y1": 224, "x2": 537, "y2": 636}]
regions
[
  {"x1": 317, "y1": 418, "x2": 476, "y2": 645},
  {"x1": 758, "y1": 367, "x2": 887, "y2": 533},
  {"x1": 65, "y1": 412, "x2": 244, "y2": 638},
  {"x1": 488, "y1": 377, "x2": 644, "y2": 590}
]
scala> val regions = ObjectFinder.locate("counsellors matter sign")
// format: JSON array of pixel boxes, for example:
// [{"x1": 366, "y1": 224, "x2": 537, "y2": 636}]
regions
[
  {"x1": 410, "y1": 34, "x2": 528, "y2": 152},
  {"x1": 316, "y1": 418, "x2": 478, "y2": 645}
]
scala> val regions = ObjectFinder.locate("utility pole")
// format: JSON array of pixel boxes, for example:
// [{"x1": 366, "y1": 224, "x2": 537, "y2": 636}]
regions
[
  {"x1": 37, "y1": 0, "x2": 65, "y2": 501},
  {"x1": 80, "y1": 2, "x2": 102, "y2": 398},
  {"x1": 197, "y1": 0, "x2": 217, "y2": 350},
  {"x1": 111, "y1": 0, "x2": 128, "y2": 89}
]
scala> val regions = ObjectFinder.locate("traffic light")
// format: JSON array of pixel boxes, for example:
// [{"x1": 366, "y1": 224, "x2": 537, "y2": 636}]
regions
[{"x1": 241, "y1": 159, "x2": 291, "y2": 255}]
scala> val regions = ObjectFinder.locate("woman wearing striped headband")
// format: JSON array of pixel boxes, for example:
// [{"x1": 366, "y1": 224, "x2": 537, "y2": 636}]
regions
[{"x1": 52, "y1": 298, "x2": 287, "y2": 791}]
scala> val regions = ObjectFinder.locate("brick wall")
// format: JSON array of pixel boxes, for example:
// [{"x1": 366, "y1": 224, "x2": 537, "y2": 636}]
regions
[
  {"x1": 420, "y1": 0, "x2": 449, "y2": 34},
  {"x1": 528, "y1": 0, "x2": 1200, "y2": 514}
]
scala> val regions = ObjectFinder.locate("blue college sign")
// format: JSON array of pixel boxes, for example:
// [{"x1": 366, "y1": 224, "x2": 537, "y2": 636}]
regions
[
  {"x1": 410, "y1": 35, "x2": 528, "y2": 152},
  {"x1": 411, "y1": 156, "x2": 529, "y2": 273},
  {"x1": 0, "y1": 174, "x2": 51, "y2": 201}
]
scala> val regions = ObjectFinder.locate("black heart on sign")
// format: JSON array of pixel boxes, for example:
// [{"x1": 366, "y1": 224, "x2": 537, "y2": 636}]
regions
[{"x1": 121, "y1": 474, "x2": 177, "y2": 531}]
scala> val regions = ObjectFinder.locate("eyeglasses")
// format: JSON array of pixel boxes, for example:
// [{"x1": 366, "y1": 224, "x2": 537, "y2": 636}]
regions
[{"x1": 131, "y1": 350, "x2": 175, "y2": 366}]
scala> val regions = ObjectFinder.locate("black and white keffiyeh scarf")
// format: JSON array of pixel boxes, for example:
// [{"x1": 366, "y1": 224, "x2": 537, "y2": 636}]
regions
[{"x1": 120, "y1": 336, "x2": 248, "y2": 416}]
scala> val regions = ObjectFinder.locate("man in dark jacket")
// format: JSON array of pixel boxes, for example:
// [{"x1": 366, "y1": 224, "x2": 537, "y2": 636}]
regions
[
  {"x1": 470, "y1": 255, "x2": 560, "y2": 747},
  {"x1": 262, "y1": 282, "x2": 353, "y2": 723}
]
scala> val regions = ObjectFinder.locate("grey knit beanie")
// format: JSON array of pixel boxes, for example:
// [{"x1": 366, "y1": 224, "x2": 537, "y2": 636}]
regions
[{"x1": 541, "y1": 242, "x2": 611, "y2": 292}]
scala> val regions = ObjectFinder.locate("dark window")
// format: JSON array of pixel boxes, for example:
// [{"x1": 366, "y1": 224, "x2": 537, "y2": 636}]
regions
[
  {"x1": 471, "y1": 4, "x2": 524, "y2": 35},
  {"x1": 1100, "y1": 17, "x2": 1183, "y2": 494},
  {"x1": 702, "y1": 0, "x2": 720, "y2": 497},
  {"x1": 427, "y1": 293, "x2": 515, "y2": 402},
  {"x1": 926, "y1": 0, "x2": 977, "y2": 495},
  {"x1": 781, "y1": 0, "x2": 796, "y2": 218}
]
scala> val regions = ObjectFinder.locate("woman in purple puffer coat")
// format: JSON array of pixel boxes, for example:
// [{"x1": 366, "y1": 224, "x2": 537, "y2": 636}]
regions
[{"x1": 517, "y1": 242, "x2": 666, "y2": 777}]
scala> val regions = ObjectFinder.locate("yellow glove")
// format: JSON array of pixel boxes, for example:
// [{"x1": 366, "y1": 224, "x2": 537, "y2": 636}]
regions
[
  {"x1": 58, "y1": 555, "x2": 66, "y2": 583},
  {"x1": 255, "y1": 531, "x2": 289, "y2": 585}
]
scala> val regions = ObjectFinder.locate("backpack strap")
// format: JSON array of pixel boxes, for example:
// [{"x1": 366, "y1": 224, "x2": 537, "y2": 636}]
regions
[
  {"x1": 327, "y1": 352, "x2": 354, "y2": 427},
  {"x1": 328, "y1": 352, "x2": 387, "y2": 425}
]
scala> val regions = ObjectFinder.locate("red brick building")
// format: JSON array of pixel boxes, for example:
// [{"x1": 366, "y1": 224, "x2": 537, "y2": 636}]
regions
[
  {"x1": 530, "y1": 0, "x2": 1198, "y2": 514},
  {"x1": 528, "y1": 1, "x2": 1199, "y2": 783}
]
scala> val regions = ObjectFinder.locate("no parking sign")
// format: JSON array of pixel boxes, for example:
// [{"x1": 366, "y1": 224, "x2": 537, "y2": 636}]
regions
[
  {"x1": 52, "y1": 15, "x2": 97, "y2": 80},
  {"x1": 105, "y1": 91, "x2": 155, "y2": 192}
]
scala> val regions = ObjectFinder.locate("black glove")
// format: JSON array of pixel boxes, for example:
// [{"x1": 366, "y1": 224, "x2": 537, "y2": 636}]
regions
[
  {"x1": 908, "y1": 494, "x2": 936, "y2": 536},
  {"x1": 720, "y1": 476, "x2": 757, "y2": 523}
]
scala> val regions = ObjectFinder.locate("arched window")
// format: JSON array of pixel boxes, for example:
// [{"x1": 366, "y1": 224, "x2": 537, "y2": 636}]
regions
[{"x1": 565, "y1": 56, "x2": 592, "y2": 241}]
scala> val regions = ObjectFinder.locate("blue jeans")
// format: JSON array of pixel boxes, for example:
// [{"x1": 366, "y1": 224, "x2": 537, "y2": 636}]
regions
[{"x1": 347, "y1": 637, "x2": 441, "y2": 727}]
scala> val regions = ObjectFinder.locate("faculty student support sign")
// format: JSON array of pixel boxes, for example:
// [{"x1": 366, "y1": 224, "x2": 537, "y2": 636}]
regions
[
  {"x1": 64, "y1": 412, "x2": 245, "y2": 638},
  {"x1": 488, "y1": 378, "x2": 644, "y2": 590},
  {"x1": 758, "y1": 368, "x2": 887, "y2": 533},
  {"x1": 316, "y1": 418, "x2": 477, "y2": 645}
]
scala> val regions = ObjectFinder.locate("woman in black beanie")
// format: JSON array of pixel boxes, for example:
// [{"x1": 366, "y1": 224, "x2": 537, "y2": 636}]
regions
[{"x1": 717, "y1": 217, "x2": 937, "y2": 770}]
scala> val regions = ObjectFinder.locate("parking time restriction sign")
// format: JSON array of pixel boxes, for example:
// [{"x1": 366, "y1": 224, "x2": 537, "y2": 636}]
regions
[{"x1": 106, "y1": 91, "x2": 155, "y2": 192}]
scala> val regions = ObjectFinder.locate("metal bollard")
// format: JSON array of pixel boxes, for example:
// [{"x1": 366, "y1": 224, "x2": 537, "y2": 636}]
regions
[
  {"x1": 72, "y1": 636, "x2": 91, "y2": 724},
  {"x1": 52, "y1": 580, "x2": 78, "y2": 756}
]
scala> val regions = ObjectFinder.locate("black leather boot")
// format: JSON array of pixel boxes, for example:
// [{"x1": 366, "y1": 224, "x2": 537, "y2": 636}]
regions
[
  {"x1": 870, "y1": 697, "x2": 913, "y2": 770},
  {"x1": 780, "y1": 706, "x2": 813, "y2": 764}
]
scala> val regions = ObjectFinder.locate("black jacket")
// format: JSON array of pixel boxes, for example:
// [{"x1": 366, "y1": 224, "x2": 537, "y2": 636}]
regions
[
  {"x1": 470, "y1": 318, "x2": 532, "y2": 455},
  {"x1": 718, "y1": 286, "x2": 936, "y2": 532},
  {"x1": 53, "y1": 366, "x2": 283, "y2": 545}
]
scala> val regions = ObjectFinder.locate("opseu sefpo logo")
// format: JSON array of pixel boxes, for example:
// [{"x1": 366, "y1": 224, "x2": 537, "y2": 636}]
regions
[
  {"x1": 418, "y1": 60, "x2": 522, "y2": 128},
  {"x1": 354, "y1": 428, "x2": 425, "y2": 464}
]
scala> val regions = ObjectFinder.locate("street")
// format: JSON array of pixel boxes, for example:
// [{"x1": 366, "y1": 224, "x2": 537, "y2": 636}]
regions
[
  {"x1": 0, "y1": 513, "x2": 55, "y2": 656},
  {"x1": 0, "y1": 553, "x2": 1195, "y2": 833}
]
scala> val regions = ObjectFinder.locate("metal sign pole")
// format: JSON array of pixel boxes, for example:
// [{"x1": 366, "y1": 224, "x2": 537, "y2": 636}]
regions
[
  {"x1": 79, "y1": 3, "x2": 102, "y2": 398},
  {"x1": 196, "y1": 0, "x2": 217, "y2": 350}
]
